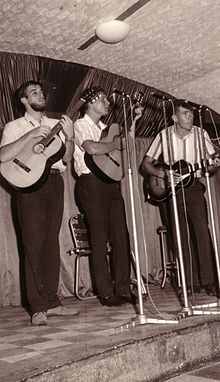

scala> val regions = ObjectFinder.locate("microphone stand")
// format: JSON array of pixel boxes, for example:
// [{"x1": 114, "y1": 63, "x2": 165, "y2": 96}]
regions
[
  {"x1": 161, "y1": 99, "x2": 192, "y2": 319},
  {"x1": 189, "y1": 106, "x2": 220, "y2": 315},
  {"x1": 117, "y1": 95, "x2": 179, "y2": 329}
]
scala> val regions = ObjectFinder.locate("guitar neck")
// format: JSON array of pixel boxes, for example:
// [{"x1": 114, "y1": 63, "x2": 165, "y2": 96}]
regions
[
  {"x1": 40, "y1": 97, "x2": 86, "y2": 147},
  {"x1": 40, "y1": 121, "x2": 62, "y2": 147},
  {"x1": 192, "y1": 158, "x2": 213, "y2": 172},
  {"x1": 118, "y1": 111, "x2": 139, "y2": 138}
]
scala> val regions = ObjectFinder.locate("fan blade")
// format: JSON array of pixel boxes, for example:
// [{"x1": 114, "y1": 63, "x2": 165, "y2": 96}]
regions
[
  {"x1": 78, "y1": 35, "x2": 99, "y2": 51},
  {"x1": 116, "y1": 0, "x2": 151, "y2": 21},
  {"x1": 77, "y1": 0, "x2": 151, "y2": 50}
]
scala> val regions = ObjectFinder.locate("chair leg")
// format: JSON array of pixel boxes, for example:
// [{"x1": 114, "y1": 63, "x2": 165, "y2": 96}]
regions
[{"x1": 158, "y1": 226, "x2": 182, "y2": 289}]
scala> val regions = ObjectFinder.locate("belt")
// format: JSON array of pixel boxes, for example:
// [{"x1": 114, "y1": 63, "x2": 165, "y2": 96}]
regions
[
  {"x1": 80, "y1": 173, "x2": 93, "y2": 177},
  {"x1": 50, "y1": 168, "x2": 62, "y2": 175}
]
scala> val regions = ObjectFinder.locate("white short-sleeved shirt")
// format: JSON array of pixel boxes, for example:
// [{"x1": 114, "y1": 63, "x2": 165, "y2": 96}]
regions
[
  {"x1": 73, "y1": 113, "x2": 106, "y2": 176},
  {"x1": 0, "y1": 112, "x2": 67, "y2": 172},
  {"x1": 147, "y1": 125, "x2": 215, "y2": 177}
]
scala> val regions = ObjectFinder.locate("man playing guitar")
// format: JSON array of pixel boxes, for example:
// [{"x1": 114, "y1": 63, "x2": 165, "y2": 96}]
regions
[
  {"x1": 0, "y1": 80, "x2": 79, "y2": 325},
  {"x1": 73, "y1": 85, "x2": 134, "y2": 307},
  {"x1": 141, "y1": 99, "x2": 219, "y2": 297}
]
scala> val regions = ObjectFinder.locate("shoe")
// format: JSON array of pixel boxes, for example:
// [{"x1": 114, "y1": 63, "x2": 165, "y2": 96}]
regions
[
  {"x1": 47, "y1": 306, "x2": 80, "y2": 317},
  {"x1": 100, "y1": 296, "x2": 124, "y2": 307},
  {"x1": 117, "y1": 293, "x2": 136, "y2": 304},
  {"x1": 31, "y1": 312, "x2": 47, "y2": 326},
  {"x1": 204, "y1": 284, "x2": 216, "y2": 296}
]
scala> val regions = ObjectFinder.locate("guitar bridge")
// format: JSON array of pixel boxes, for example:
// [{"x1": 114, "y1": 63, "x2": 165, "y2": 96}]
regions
[{"x1": 13, "y1": 158, "x2": 31, "y2": 173}]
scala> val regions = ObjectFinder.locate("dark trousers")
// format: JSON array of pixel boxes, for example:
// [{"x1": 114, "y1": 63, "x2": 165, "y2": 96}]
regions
[
  {"x1": 169, "y1": 180, "x2": 215, "y2": 287},
  {"x1": 16, "y1": 173, "x2": 64, "y2": 314},
  {"x1": 75, "y1": 174, "x2": 131, "y2": 298}
]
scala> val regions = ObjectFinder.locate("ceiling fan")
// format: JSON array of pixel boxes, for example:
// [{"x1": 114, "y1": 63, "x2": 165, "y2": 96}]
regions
[{"x1": 77, "y1": 0, "x2": 152, "y2": 50}]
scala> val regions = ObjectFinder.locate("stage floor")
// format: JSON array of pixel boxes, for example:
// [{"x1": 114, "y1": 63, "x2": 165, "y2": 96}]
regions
[{"x1": 1, "y1": 283, "x2": 220, "y2": 382}]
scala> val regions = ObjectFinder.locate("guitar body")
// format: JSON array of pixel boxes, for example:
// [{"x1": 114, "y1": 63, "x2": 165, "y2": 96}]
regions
[
  {"x1": 0, "y1": 135, "x2": 65, "y2": 189},
  {"x1": 83, "y1": 91, "x2": 145, "y2": 182},
  {"x1": 147, "y1": 160, "x2": 195, "y2": 202},
  {"x1": 0, "y1": 92, "x2": 102, "y2": 190},
  {"x1": 86, "y1": 123, "x2": 125, "y2": 182}
]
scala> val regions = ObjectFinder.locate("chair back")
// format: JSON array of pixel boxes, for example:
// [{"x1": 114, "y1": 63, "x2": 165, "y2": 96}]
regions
[{"x1": 69, "y1": 214, "x2": 91, "y2": 254}]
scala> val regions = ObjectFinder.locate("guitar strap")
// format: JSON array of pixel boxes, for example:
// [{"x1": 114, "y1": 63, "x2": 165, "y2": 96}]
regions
[{"x1": 100, "y1": 124, "x2": 109, "y2": 139}]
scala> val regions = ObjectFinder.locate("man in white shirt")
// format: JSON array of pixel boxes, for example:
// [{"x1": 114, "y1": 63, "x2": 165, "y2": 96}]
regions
[
  {"x1": 0, "y1": 80, "x2": 79, "y2": 325},
  {"x1": 73, "y1": 86, "x2": 133, "y2": 307}
]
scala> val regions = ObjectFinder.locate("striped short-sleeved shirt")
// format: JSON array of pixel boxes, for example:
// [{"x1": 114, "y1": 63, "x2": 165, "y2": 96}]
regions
[{"x1": 146, "y1": 125, "x2": 215, "y2": 177}]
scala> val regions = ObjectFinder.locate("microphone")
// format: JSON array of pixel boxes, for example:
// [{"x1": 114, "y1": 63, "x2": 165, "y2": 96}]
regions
[
  {"x1": 111, "y1": 89, "x2": 130, "y2": 98},
  {"x1": 184, "y1": 100, "x2": 204, "y2": 109},
  {"x1": 150, "y1": 92, "x2": 170, "y2": 101}
]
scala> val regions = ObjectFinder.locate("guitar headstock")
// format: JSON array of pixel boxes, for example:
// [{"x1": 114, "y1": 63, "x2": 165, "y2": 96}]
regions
[
  {"x1": 80, "y1": 86, "x2": 103, "y2": 104},
  {"x1": 133, "y1": 91, "x2": 145, "y2": 108},
  {"x1": 128, "y1": 92, "x2": 145, "y2": 136},
  {"x1": 132, "y1": 91, "x2": 145, "y2": 121}
]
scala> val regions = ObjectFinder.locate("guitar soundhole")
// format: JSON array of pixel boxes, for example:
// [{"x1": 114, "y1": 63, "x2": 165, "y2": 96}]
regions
[{"x1": 33, "y1": 143, "x2": 45, "y2": 154}]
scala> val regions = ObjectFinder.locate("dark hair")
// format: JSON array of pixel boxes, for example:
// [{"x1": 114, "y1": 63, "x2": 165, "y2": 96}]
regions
[
  {"x1": 14, "y1": 80, "x2": 42, "y2": 117},
  {"x1": 16, "y1": 80, "x2": 42, "y2": 101},
  {"x1": 173, "y1": 99, "x2": 195, "y2": 113}
]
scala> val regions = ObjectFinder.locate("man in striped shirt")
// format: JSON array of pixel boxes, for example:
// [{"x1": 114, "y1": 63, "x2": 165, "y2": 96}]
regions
[{"x1": 142, "y1": 99, "x2": 219, "y2": 297}]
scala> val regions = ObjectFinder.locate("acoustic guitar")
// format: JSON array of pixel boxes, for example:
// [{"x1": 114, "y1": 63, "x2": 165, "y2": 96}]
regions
[
  {"x1": 85, "y1": 91, "x2": 144, "y2": 182},
  {"x1": 147, "y1": 159, "x2": 216, "y2": 203},
  {"x1": 0, "y1": 89, "x2": 99, "y2": 190}
]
